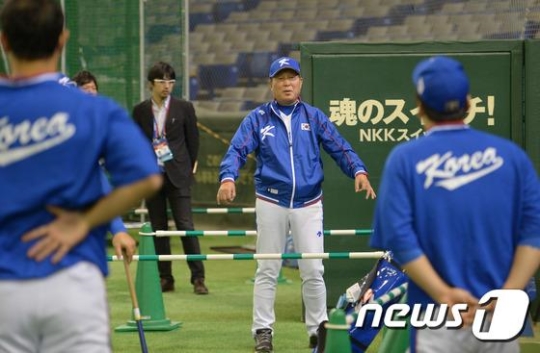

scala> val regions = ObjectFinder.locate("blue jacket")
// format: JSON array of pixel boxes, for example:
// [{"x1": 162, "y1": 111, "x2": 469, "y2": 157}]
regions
[
  {"x1": 100, "y1": 171, "x2": 127, "y2": 236},
  {"x1": 219, "y1": 100, "x2": 367, "y2": 208}
]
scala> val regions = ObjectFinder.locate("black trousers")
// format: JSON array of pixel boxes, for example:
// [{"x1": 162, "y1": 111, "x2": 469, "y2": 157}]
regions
[{"x1": 146, "y1": 173, "x2": 205, "y2": 284}]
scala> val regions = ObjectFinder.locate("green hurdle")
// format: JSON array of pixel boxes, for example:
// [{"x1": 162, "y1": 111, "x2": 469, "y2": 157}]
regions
[
  {"x1": 108, "y1": 251, "x2": 385, "y2": 262},
  {"x1": 153, "y1": 229, "x2": 373, "y2": 237}
]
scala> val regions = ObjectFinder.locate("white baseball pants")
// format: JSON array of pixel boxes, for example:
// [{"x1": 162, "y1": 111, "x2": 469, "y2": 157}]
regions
[
  {"x1": 252, "y1": 198, "x2": 328, "y2": 337},
  {"x1": 0, "y1": 262, "x2": 111, "y2": 353}
]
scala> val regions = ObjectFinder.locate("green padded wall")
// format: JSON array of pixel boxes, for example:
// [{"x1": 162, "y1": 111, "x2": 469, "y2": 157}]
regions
[{"x1": 300, "y1": 40, "x2": 524, "y2": 306}]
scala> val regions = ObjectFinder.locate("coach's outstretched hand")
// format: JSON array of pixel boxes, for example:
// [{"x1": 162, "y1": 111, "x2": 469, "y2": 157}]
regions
[
  {"x1": 355, "y1": 173, "x2": 376, "y2": 199},
  {"x1": 22, "y1": 206, "x2": 90, "y2": 264},
  {"x1": 217, "y1": 180, "x2": 236, "y2": 205}
]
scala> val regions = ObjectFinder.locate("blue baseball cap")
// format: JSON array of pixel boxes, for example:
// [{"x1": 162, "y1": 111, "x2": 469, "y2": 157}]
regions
[
  {"x1": 412, "y1": 56, "x2": 469, "y2": 120},
  {"x1": 269, "y1": 57, "x2": 301, "y2": 78}
]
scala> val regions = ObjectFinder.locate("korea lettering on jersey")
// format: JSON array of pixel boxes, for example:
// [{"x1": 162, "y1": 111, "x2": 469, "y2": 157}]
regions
[
  {"x1": 0, "y1": 112, "x2": 75, "y2": 166},
  {"x1": 416, "y1": 147, "x2": 504, "y2": 191}
]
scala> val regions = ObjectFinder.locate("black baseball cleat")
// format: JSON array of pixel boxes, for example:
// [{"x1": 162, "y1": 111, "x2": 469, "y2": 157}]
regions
[{"x1": 254, "y1": 328, "x2": 273, "y2": 353}]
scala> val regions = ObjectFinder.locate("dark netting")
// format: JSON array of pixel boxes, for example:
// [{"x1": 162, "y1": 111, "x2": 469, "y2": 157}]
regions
[
  {"x1": 62, "y1": 0, "x2": 185, "y2": 110},
  {"x1": 0, "y1": 0, "x2": 185, "y2": 111},
  {"x1": 63, "y1": 1, "x2": 141, "y2": 110}
]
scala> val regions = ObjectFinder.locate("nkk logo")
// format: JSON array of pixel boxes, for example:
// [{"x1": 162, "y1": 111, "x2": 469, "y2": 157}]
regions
[{"x1": 355, "y1": 289, "x2": 529, "y2": 341}]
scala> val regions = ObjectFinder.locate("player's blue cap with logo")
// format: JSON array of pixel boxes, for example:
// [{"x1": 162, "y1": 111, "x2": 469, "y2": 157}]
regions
[
  {"x1": 269, "y1": 57, "x2": 301, "y2": 78},
  {"x1": 412, "y1": 55, "x2": 469, "y2": 120}
]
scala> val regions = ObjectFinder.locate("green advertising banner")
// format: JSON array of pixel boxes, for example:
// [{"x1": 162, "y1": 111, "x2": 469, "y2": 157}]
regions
[{"x1": 300, "y1": 41, "x2": 524, "y2": 306}]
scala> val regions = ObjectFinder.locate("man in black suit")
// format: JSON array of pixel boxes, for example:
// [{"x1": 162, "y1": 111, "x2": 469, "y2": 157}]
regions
[{"x1": 133, "y1": 61, "x2": 208, "y2": 295}]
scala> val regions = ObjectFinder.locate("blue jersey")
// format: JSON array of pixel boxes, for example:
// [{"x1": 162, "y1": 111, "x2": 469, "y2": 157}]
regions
[
  {"x1": 0, "y1": 73, "x2": 159, "y2": 279},
  {"x1": 57, "y1": 73, "x2": 127, "y2": 237},
  {"x1": 99, "y1": 170, "x2": 127, "y2": 235},
  {"x1": 370, "y1": 125, "x2": 540, "y2": 305},
  {"x1": 219, "y1": 100, "x2": 367, "y2": 208}
]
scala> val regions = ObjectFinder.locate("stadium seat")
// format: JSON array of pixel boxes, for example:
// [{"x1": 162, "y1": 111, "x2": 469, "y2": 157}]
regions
[
  {"x1": 327, "y1": 19, "x2": 355, "y2": 31},
  {"x1": 226, "y1": 11, "x2": 251, "y2": 22},
  {"x1": 213, "y1": 1, "x2": 245, "y2": 22},
  {"x1": 339, "y1": 7, "x2": 365, "y2": 19},
  {"x1": 404, "y1": 15, "x2": 426, "y2": 27},
  {"x1": 258, "y1": 22, "x2": 284, "y2": 32},
  {"x1": 243, "y1": 0, "x2": 262, "y2": 11},
  {"x1": 220, "y1": 87, "x2": 247, "y2": 100},
  {"x1": 190, "y1": 3, "x2": 213, "y2": 14},
  {"x1": 246, "y1": 31, "x2": 271, "y2": 43},
  {"x1": 256, "y1": 1, "x2": 279, "y2": 12},
  {"x1": 316, "y1": 30, "x2": 355, "y2": 41},
  {"x1": 219, "y1": 101, "x2": 248, "y2": 112},
  {"x1": 454, "y1": 22, "x2": 482, "y2": 39},
  {"x1": 231, "y1": 41, "x2": 256, "y2": 52},
  {"x1": 236, "y1": 51, "x2": 279, "y2": 85},
  {"x1": 198, "y1": 64, "x2": 240, "y2": 98},
  {"x1": 294, "y1": 9, "x2": 318, "y2": 21},
  {"x1": 290, "y1": 29, "x2": 318, "y2": 42},
  {"x1": 244, "y1": 84, "x2": 272, "y2": 103},
  {"x1": 225, "y1": 31, "x2": 248, "y2": 43},
  {"x1": 189, "y1": 13, "x2": 215, "y2": 31},
  {"x1": 193, "y1": 100, "x2": 221, "y2": 112},
  {"x1": 270, "y1": 30, "x2": 294, "y2": 44},
  {"x1": 205, "y1": 31, "x2": 227, "y2": 44},
  {"x1": 441, "y1": 2, "x2": 466, "y2": 14},
  {"x1": 182, "y1": 0, "x2": 538, "y2": 111},
  {"x1": 215, "y1": 53, "x2": 239, "y2": 65},
  {"x1": 211, "y1": 42, "x2": 233, "y2": 54}
]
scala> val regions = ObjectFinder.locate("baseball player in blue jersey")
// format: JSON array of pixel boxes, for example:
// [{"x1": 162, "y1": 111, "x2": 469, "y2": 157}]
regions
[
  {"x1": 217, "y1": 57, "x2": 376, "y2": 353},
  {"x1": 72, "y1": 69, "x2": 99, "y2": 95},
  {"x1": 0, "y1": 1, "x2": 162, "y2": 352},
  {"x1": 69, "y1": 70, "x2": 136, "y2": 250},
  {"x1": 370, "y1": 56, "x2": 540, "y2": 353}
]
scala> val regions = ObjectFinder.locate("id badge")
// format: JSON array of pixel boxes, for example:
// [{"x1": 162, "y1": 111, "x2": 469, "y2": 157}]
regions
[{"x1": 153, "y1": 138, "x2": 173, "y2": 163}]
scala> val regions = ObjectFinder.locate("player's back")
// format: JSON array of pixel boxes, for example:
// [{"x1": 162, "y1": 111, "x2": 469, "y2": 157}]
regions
[
  {"x1": 389, "y1": 125, "x2": 539, "y2": 300},
  {"x1": 1, "y1": 74, "x2": 114, "y2": 215},
  {"x1": 0, "y1": 73, "x2": 152, "y2": 278}
]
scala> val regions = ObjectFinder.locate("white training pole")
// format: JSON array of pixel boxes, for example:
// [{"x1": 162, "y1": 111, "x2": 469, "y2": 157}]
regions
[
  {"x1": 109, "y1": 251, "x2": 385, "y2": 262},
  {"x1": 154, "y1": 229, "x2": 371, "y2": 237}
]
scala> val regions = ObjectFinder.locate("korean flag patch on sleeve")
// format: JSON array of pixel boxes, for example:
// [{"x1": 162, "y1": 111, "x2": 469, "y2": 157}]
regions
[{"x1": 301, "y1": 123, "x2": 311, "y2": 131}]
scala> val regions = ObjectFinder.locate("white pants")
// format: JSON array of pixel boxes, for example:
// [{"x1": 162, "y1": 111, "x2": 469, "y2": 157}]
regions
[
  {"x1": 252, "y1": 198, "x2": 328, "y2": 336},
  {"x1": 0, "y1": 262, "x2": 111, "y2": 353},
  {"x1": 413, "y1": 326, "x2": 519, "y2": 353}
]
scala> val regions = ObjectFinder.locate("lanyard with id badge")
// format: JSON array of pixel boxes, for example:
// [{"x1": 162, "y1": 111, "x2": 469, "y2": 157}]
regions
[{"x1": 153, "y1": 111, "x2": 173, "y2": 166}]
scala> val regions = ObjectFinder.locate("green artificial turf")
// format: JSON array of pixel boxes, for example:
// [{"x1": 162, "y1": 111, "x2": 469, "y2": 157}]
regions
[
  {"x1": 108, "y1": 233, "x2": 314, "y2": 353},
  {"x1": 106, "y1": 227, "x2": 539, "y2": 353}
]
